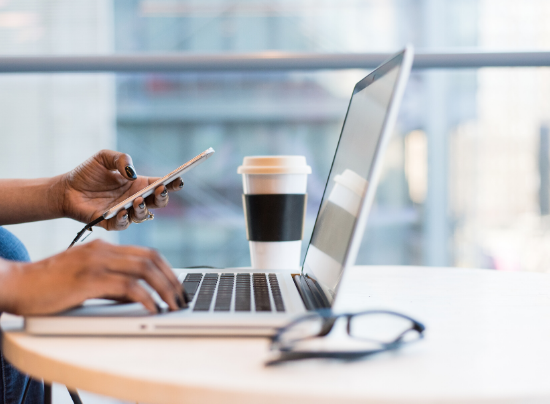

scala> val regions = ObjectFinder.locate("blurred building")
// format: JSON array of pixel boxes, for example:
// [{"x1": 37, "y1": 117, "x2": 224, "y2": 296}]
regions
[
  {"x1": 450, "y1": 0, "x2": 550, "y2": 271},
  {"x1": 113, "y1": 0, "x2": 477, "y2": 269},
  {"x1": 0, "y1": 0, "x2": 117, "y2": 260},
  {"x1": 2, "y1": 0, "x2": 550, "y2": 274}
]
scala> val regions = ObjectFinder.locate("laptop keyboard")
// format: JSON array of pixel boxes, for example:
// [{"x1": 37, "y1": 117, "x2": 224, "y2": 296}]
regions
[
  {"x1": 235, "y1": 273, "x2": 251, "y2": 311},
  {"x1": 193, "y1": 273, "x2": 218, "y2": 311},
  {"x1": 253, "y1": 273, "x2": 271, "y2": 311},
  {"x1": 181, "y1": 273, "x2": 202, "y2": 299},
  {"x1": 268, "y1": 274, "x2": 285, "y2": 312},
  {"x1": 183, "y1": 273, "x2": 285, "y2": 313},
  {"x1": 214, "y1": 273, "x2": 234, "y2": 311}
]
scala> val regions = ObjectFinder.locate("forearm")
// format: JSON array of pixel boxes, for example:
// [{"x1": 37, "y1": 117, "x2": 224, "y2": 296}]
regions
[{"x1": 0, "y1": 176, "x2": 65, "y2": 225}]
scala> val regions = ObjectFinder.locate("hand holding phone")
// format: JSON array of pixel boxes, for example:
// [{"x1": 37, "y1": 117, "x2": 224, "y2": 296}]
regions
[
  {"x1": 103, "y1": 147, "x2": 215, "y2": 219},
  {"x1": 69, "y1": 147, "x2": 215, "y2": 247}
]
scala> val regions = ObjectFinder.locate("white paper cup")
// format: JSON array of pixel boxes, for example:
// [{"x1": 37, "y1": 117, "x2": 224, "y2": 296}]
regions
[{"x1": 238, "y1": 156, "x2": 311, "y2": 269}]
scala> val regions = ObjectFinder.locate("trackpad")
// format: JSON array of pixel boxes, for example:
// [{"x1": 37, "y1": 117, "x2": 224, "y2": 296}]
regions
[{"x1": 57, "y1": 299, "x2": 151, "y2": 317}]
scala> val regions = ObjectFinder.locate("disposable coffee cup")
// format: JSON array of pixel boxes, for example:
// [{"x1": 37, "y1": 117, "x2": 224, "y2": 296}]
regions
[{"x1": 238, "y1": 156, "x2": 311, "y2": 269}]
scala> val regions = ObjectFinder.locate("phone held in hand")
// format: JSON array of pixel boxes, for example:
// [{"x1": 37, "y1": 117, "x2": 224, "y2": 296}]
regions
[
  {"x1": 68, "y1": 147, "x2": 215, "y2": 248},
  {"x1": 103, "y1": 147, "x2": 215, "y2": 220}
]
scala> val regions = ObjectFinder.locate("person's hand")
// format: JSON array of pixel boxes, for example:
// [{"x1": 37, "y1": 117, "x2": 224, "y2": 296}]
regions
[
  {"x1": 57, "y1": 149, "x2": 184, "y2": 230},
  {"x1": 0, "y1": 239, "x2": 187, "y2": 315}
]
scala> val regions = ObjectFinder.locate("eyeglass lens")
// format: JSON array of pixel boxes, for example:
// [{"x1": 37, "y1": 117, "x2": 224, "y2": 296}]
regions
[
  {"x1": 277, "y1": 315, "x2": 326, "y2": 346},
  {"x1": 348, "y1": 312, "x2": 419, "y2": 343},
  {"x1": 277, "y1": 312, "x2": 421, "y2": 348}
]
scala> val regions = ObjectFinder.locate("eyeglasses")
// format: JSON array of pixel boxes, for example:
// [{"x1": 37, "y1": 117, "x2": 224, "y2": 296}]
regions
[{"x1": 266, "y1": 309, "x2": 425, "y2": 366}]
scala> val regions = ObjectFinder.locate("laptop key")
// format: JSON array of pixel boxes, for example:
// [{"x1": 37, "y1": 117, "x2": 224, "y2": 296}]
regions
[
  {"x1": 214, "y1": 274, "x2": 235, "y2": 311},
  {"x1": 268, "y1": 274, "x2": 285, "y2": 312},
  {"x1": 235, "y1": 273, "x2": 251, "y2": 311},
  {"x1": 253, "y1": 273, "x2": 271, "y2": 312},
  {"x1": 184, "y1": 273, "x2": 203, "y2": 281},
  {"x1": 193, "y1": 274, "x2": 219, "y2": 311},
  {"x1": 182, "y1": 281, "x2": 200, "y2": 299},
  {"x1": 183, "y1": 273, "x2": 203, "y2": 301}
]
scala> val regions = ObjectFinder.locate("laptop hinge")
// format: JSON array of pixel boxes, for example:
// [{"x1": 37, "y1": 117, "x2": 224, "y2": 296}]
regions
[{"x1": 292, "y1": 274, "x2": 331, "y2": 311}]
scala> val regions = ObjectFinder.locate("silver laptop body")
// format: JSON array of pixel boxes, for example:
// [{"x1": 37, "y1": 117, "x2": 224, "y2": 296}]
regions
[{"x1": 25, "y1": 46, "x2": 414, "y2": 336}]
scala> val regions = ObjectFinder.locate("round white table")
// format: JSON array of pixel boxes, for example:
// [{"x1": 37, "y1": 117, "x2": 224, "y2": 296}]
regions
[{"x1": 3, "y1": 266, "x2": 550, "y2": 404}]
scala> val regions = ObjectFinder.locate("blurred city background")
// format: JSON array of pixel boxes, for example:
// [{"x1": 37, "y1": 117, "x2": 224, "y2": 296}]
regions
[
  {"x1": 3, "y1": 0, "x2": 550, "y2": 402},
  {"x1": 2, "y1": 0, "x2": 550, "y2": 274}
]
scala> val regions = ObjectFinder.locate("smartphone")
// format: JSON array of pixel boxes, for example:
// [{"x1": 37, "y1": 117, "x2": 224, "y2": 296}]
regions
[{"x1": 102, "y1": 147, "x2": 215, "y2": 220}]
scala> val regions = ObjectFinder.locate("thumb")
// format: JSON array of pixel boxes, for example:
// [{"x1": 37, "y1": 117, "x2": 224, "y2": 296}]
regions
[{"x1": 96, "y1": 149, "x2": 137, "y2": 181}]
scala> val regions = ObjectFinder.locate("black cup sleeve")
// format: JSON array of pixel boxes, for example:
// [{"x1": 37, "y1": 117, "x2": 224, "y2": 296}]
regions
[{"x1": 243, "y1": 194, "x2": 307, "y2": 242}]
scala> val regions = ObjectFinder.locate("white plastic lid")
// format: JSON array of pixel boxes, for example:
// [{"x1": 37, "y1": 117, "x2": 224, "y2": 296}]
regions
[
  {"x1": 334, "y1": 169, "x2": 368, "y2": 196},
  {"x1": 237, "y1": 156, "x2": 312, "y2": 175}
]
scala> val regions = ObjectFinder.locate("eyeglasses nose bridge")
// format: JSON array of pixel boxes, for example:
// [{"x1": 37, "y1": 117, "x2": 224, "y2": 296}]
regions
[{"x1": 317, "y1": 316, "x2": 337, "y2": 337}]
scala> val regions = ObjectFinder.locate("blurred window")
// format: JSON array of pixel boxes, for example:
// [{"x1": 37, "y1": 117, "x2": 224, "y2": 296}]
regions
[{"x1": 1, "y1": 0, "x2": 550, "y2": 273}]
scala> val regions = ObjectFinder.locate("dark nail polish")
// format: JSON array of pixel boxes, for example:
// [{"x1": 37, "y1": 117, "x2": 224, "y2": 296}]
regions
[
  {"x1": 139, "y1": 202, "x2": 145, "y2": 209},
  {"x1": 175, "y1": 294, "x2": 187, "y2": 309},
  {"x1": 125, "y1": 165, "x2": 137, "y2": 180},
  {"x1": 161, "y1": 188, "x2": 168, "y2": 197},
  {"x1": 179, "y1": 179, "x2": 184, "y2": 189},
  {"x1": 183, "y1": 289, "x2": 190, "y2": 304},
  {"x1": 155, "y1": 303, "x2": 161, "y2": 314}
]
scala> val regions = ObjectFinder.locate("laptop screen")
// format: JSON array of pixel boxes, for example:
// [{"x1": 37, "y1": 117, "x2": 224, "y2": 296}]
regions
[{"x1": 302, "y1": 51, "x2": 407, "y2": 299}]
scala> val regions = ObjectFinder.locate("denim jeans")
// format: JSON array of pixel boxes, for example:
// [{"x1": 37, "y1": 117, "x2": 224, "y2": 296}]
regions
[{"x1": 0, "y1": 227, "x2": 44, "y2": 404}]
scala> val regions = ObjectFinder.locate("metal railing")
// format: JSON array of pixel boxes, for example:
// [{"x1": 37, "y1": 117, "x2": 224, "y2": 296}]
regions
[
  {"x1": 0, "y1": 49, "x2": 543, "y2": 270},
  {"x1": 1, "y1": 51, "x2": 550, "y2": 72}
]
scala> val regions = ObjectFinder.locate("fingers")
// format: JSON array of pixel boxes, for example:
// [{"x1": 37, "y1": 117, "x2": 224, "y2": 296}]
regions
[
  {"x1": 131, "y1": 197, "x2": 149, "y2": 222},
  {"x1": 101, "y1": 243, "x2": 185, "y2": 309},
  {"x1": 104, "y1": 209, "x2": 130, "y2": 231},
  {"x1": 95, "y1": 273, "x2": 159, "y2": 314},
  {"x1": 144, "y1": 177, "x2": 184, "y2": 209},
  {"x1": 108, "y1": 244, "x2": 183, "y2": 296},
  {"x1": 79, "y1": 240, "x2": 185, "y2": 312},
  {"x1": 167, "y1": 177, "x2": 184, "y2": 192},
  {"x1": 105, "y1": 255, "x2": 181, "y2": 311},
  {"x1": 145, "y1": 185, "x2": 169, "y2": 209},
  {"x1": 95, "y1": 149, "x2": 137, "y2": 181},
  {"x1": 155, "y1": 185, "x2": 169, "y2": 208},
  {"x1": 103, "y1": 197, "x2": 150, "y2": 231}
]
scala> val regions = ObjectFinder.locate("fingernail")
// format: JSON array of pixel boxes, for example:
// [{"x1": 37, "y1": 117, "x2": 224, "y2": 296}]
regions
[
  {"x1": 125, "y1": 165, "x2": 137, "y2": 180},
  {"x1": 122, "y1": 213, "x2": 128, "y2": 221},
  {"x1": 161, "y1": 188, "x2": 168, "y2": 197},
  {"x1": 175, "y1": 294, "x2": 187, "y2": 309},
  {"x1": 155, "y1": 303, "x2": 161, "y2": 314},
  {"x1": 139, "y1": 202, "x2": 145, "y2": 209},
  {"x1": 183, "y1": 289, "x2": 190, "y2": 304},
  {"x1": 179, "y1": 179, "x2": 184, "y2": 189}
]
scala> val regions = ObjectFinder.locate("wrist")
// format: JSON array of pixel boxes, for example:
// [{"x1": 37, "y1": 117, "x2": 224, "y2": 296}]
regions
[{"x1": 47, "y1": 174, "x2": 69, "y2": 219}]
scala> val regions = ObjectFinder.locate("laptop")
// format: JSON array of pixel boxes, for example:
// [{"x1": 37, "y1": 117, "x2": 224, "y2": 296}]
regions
[{"x1": 25, "y1": 46, "x2": 414, "y2": 336}]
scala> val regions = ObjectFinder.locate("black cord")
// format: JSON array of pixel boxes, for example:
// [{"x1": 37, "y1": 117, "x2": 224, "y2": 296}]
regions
[
  {"x1": 43, "y1": 383, "x2": 51, "y2": 404},
  {"x1": 68, "y1": 216, "x2": 105, "y2": 249},
  {"x1": 68, "y1": 389, "x2": 83, "y2": 404},
  {"x1": 66, "y1": 217, "x2": 105, "y2": 401},
  {"x1": 65, "y1": 216, "x2": 103, "y2": 403}
]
